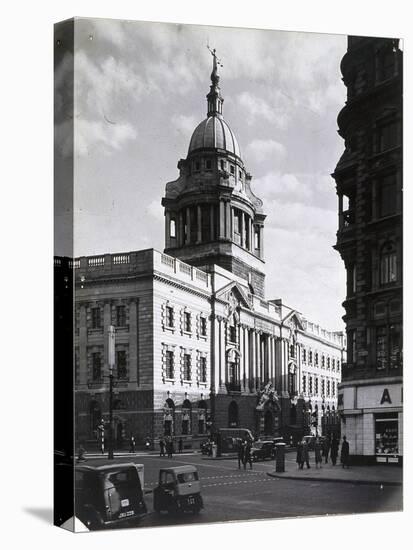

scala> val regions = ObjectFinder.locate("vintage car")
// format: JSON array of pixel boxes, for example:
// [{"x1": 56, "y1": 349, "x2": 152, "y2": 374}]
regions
[
  {"x1": 74, "y1": 463, "x2": 147, "y2": 530},
  {"x1": 251, "y1": 440, "x2": 275, "y2": 461},
  {"x1": 153, "y1": 465, "x2": 203, "y2": 514}
]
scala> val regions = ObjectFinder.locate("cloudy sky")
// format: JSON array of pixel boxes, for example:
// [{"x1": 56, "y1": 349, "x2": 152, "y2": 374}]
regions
[{"x1": 55, "y1": 17, "x2": 348, "y2": 330}]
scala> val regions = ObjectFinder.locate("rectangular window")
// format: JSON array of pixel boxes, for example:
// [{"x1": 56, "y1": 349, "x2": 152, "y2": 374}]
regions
[
  {"x1": 220, "y1": 159, "x2": 225, "y2": 170},
  {"x1": 348, "y1": 330, "x2": 356, "y2": 364},
  {"x1": 200, "y1": 316, "x2": 207, "y2": 337},
  {"x1": 194, "y1": 161, "x2": 200, "y2": 172},
  {"x1": 116, "y1": 305, "x2": 126, "y2": 327},
  {"x1": 309, "y1": 351, "x2": 313, "y2": 364},
  {"x1": 379, "y1": 174, "x2": 397, "y2": 217},
  {"x1": 230, "y1": 164, "x2": 235, "y2": 175},
  {"x1": 92, "y1": 352, "x2": 102, "y2": 380},
  {"x1": 380, "y1": 250, "x2": 397, "y2": 285},
  {"x1": 309, "y1": 376, "x2": 313, "y2": 394},
  {"x1": 184, "y1": 311, "x2": 191, "y2": 332},
  {"x1": 165, "y1": 350, "x2": 174, "y2": 379},
  {"x1": 389, "y1": 324, "x2": 402, "y2": 369},
  {"x1": 166, "y1": 306, "x2": 174, "y2": 328},
  {"x1": 327, "y1": 380, "x2": 330, "y2": 397},
  {"x1": 205, "y1": 159, "x2": 212, "y2": 171},
  {"x1": 375, "y1": 414, "x2": 399, "y2": 457},
  {"x1": 327, "y1": 357, "x2": 330, "y2": 370},
  {"x1": 378, "y1": 121, "x2": 399, "y2": 152},
  {"x1": 290, "y1": 344, "x2": 295, "y2": 359},
  {"x1": 376, "y1": 327, "x2": 387, "y2": 370},
  {"x1": 315, "y1": 377, "x2": 319, "y2": 396},
  {"x1": 91, "y1": 307, "x2": 101, "y2": 329},
  {"x1": 200, "y1": 356, "x2": 207, "y2": 382},
  {"x1": 229, "y1": 325, "x2": 237, "y2": 343},
  {"x1": 302, "y1": 349, "x2": 307, "y2": 363},
  {"x1": 321, "y1": 355, "x2": 325, "y2": 368},
  {"x1": 116, "y1": 350, "x2": 127, "y2": 379},
  {"x1": 183, "y1": 354, "x2": 191, "y2": 380},
  {"x1": 302, "y1": 375, "x2": 307, "y2": 393},
  {"x1": 315, "y1": 353, "x2": 319, "y2": 366}
]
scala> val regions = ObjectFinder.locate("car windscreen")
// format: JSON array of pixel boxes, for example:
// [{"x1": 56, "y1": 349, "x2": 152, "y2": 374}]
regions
[
  {"x1": 177, "y1": 471, "x2": 199, "y2": 483},
  {"x1": 103, "y1": 469, "x2": 140, "y2": 490}
]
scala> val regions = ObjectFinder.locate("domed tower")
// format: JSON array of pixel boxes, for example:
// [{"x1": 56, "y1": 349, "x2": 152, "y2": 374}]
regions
[{"x1": 162, "y1": 49, "x2": 266, "y2": 298}]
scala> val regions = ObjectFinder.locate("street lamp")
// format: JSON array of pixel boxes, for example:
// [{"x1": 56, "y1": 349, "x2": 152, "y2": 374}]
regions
[{"x1": 108, "y1": 325, "x2": 116, "y2": 460}]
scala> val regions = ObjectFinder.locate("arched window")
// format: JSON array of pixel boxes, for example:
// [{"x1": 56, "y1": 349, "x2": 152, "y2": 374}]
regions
[
  {"x1": 170, "y1": 218, "x2": 176, "y2": 238},
  {"x1": 228, "y1": 401, "x2": 239, "y2": 427},
  {"x1": 182, "y1": 399, "x2": 192, "y2": 435},
  {"x1": 380, "y1": 242, "x2": 397, "y2": 285}
]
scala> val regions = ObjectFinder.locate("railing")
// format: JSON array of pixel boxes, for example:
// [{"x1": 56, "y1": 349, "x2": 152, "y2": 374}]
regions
[
  {"x1": 179, "y1": 262, "x2": 191, "y2": 275},
  {"x1": 88, "y1": 256, "x2": 105, "y2": 267},
  {"x1": 161, "y1": 253, "x2": 174, "y2": 267},
  {"x1": 112, "y1": 254, "x2": 130, "y2": 265}
]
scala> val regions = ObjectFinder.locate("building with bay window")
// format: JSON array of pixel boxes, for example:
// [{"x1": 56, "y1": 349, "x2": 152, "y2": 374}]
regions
[
  {"x1": 333, "y1": 36, "x2": 403, "y2": 464},
  {"x1": 65, "y1": 53, "x2": 345, "y2": 449}
]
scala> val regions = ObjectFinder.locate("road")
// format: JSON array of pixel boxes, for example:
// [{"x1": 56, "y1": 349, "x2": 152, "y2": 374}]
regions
[{"x1": 85, "y1": 452, "x2": 402, "y2": 529}]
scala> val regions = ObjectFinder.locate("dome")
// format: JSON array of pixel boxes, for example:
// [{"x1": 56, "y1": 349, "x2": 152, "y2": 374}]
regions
[{"x1": 188, "y1": 115, "x2": 241, "y2": 158}]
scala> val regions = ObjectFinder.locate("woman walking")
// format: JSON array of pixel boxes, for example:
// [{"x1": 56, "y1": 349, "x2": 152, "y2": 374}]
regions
[
  {"x1": 296, "y1": 440, "x2": 303, "y2": 469},
  {"x1": 330, "y1": 434, "x2": 339, "y2": 466}
]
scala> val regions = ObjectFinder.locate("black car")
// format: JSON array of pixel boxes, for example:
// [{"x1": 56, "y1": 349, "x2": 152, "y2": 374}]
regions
[
  {"x1": 251, "y1": 441, "x2": 275, "y2": 461},
  {"x1": 74, "y1": 463, "x2": 147, "y2": 530}
]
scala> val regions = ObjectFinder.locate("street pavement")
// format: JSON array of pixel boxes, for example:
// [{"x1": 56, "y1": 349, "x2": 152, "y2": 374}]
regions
[{"x1": 83, "y1": 451, "x2": 403, "y2": 529}]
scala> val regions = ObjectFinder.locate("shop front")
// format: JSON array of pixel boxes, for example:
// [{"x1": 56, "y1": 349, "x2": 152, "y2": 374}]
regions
[{"x1": 375, "y1": 413, "x2": 400, "y2": 464}]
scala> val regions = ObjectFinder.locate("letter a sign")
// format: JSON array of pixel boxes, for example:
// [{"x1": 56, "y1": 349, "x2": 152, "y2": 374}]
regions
[{"x1": 380, "y1": 388, "x2": 392, "y2": 405}]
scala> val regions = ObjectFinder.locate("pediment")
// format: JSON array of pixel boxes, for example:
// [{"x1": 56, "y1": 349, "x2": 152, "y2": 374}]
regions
[
  {"x1": 215, "y1": 281, "x2": 252, "y2": 311},
  {"x1": 282, "y1": 309, "x2": 305, "y2": 333}
]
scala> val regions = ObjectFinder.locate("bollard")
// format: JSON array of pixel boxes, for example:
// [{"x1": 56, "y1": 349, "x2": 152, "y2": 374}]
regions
[
  {"x1": 211, "y1": 443, "x2": 217, "y2": 458},
  {"x1": 275, "y1": 442, "x2": 286, "y2": 472}
]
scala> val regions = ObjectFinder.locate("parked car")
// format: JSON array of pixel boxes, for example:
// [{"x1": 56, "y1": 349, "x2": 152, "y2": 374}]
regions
[
  {"x1": 153, "y1": 465, "x2": 203, "y2": 514},
  {"x1": 74, "y1": 463, "x2": 147, "y2": 530},
  {"x1": 251, "y1": 440, "x2": 275, "y2": 461}
]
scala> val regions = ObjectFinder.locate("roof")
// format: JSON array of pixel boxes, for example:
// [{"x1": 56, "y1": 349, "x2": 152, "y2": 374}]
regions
[
  {"x1": 188, "y1": 114, "x2": 241, "y2": 158},
  {"x1": 76, "y1": 463, "x2": 142, "y2": 472},
  {"x1": 160, "y1": 465, "x2": 198, "y2": 474}
]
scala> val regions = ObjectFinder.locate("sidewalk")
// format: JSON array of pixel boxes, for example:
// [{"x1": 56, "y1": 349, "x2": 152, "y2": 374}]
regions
[
  {"x1": 267, "y1": 461, "x2": 402, "y2": 486},
  {"x1": 83, "y1": 450, "x2": 200, "y2": 459}
]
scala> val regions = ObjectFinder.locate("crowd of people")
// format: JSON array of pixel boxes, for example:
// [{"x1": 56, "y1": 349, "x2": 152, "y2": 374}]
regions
[{"x1": 296, "y1": 434, "x2": 350, "y2": 469}]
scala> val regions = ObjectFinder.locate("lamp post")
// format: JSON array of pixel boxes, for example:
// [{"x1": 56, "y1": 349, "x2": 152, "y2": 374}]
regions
[{"x1": 108, "y1": 325, "x2": 115, "y2": 460}]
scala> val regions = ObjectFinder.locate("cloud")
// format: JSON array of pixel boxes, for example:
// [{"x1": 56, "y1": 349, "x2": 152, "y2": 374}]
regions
[
  {"x1": 236, "y1": 92, "x2": 289, "y2": 128},
  {"x1": 171, "y1": 114, "x2": 198, "y2": 138},
  {"x1": 246, "y1": 139, "x2": 286, "y2": 163},
  {"x1": 75, "y1": 119, "x2": 137, "y2": 157},
  {"x1": 146, "y1": 199, "x2": 164, "y2": 222}
]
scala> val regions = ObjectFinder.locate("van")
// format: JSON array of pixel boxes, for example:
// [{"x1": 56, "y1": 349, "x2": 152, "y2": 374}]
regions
[{"x1": 74, "y1": 463, "x2": 147, "y2": 530}]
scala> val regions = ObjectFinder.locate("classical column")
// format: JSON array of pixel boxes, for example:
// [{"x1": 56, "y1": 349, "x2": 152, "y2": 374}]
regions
[
  {"x1": 178, "y1": 210, "x2": 184, "y2": 247},
  {"x1": 165, "y1": 210, "x2": 171, "y2": 248},
  {"x1": 129, "y1": 300, "x2": 138, "y2": 384},
  {"x1": 255, "y1": 332, "x2": 261, "y2": 391},
  {"x1": 238, "y1": 325, "x2": 245, "y2": 389},
  {"x1": 219, "y1": 200, "x2": 225, "y2": 240},
  {"x1": 220, "y1": 320, "x2": 226, "y2": 388},
  {"x1": 241, "y1": 211, "x2": 245, "y2": 248},
  {"x1": 79, "y1": 304, "x2": 87, "y2": 385},
  {"x1": 197, "y1": 205, "x2": 202, "y2": 243},
  {"x1": 210, "y1": 204, "x2": 215, "y2": 241},
  {"x1": 186, "y1": 206, "x2": 191, "y2": 244},
  {"x1": 212, "y1": 315, "x2": 220, "y2": 395},
  {"x1": 243, "y1": 326, "x2": 249, "y2": 391},
  {"x1": 103, "y1": 301, "x2": 112, "y2": 370},
  {"x1": 271, "y1": 336, "x2": 276, "y2": 387},
  {"x1": 250, "y1": 329, "x2": 256, "y2": 392},
  {"x1": 259, "y1": 225, "x2": 264, "y2": 258},
  {"x1": 225, "y1": 201, "x2": 231, "y2": 240}
]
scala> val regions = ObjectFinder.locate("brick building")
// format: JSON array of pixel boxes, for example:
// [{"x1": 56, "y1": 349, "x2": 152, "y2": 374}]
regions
[
  {"x1": 333, "y1": 36, "x2": 403, "y2": 464},
  {"x1": 66, "y1": 53, "x2": 345, "y2": 450}
]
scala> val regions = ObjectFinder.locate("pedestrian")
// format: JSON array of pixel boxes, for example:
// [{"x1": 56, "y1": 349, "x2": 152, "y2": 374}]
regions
[
  {"x1": 159, "y1": 437, "x2": 166, "y2": 457},
  {"x1": 178, "y1": 437, "x2": 183, "y2": 453},
  {"x1": 340, "y1": 436, "x2": 350, "y2": 469},
  {"x1": 330, "y1": 434, "x2": 339, "y2": 466},
  {"x1": 129, "y1": 435, "x2": 136, "y2": 453},
  {"x1": 167, "y1": 437, "x2": 174, "y2": 459},
  {"x1": 145, "y1": 436, "x2": 151, "y2": 450},
  {"x1": 243, "y1": 440, "x2": 253, "y2": 470},
  {"x1": 296, "y1": 440, "x2": 303, "y2": 469},
  {"x1": 302, "y1": 439, "x2": 310, "y2": 469},
  {"x1": 322, "y1": 435, "x2": 331, "y2": 464},
  {"x1": 314, "y1": 437, "x2": 322, "y2": 468},
  {"x1": 237, "y1": 438, "x2": 244, "y2": 469}
]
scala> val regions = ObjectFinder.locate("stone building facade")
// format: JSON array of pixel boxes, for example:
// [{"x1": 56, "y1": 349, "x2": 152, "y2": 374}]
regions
[
  {"x1": 333, "y1": 36, "x2": 403, "y2": 464},
  {"x1": 70, "y1": 53, "x2": 345, "y2": 449}
]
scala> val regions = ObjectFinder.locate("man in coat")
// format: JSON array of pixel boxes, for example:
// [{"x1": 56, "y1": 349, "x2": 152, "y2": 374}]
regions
[
  {"x1": 340, "y1": 435, "x2": 350, "y2": 468},
  {"x1": 243, "y1": 440, "x2": 253, "y2": 470},
  {"x1": 322, "y1": 435, "x2": 331, "y2": 464},
  {"x1": 330, "y1": 434, "x2": 339, "y2": 466},
  {"x1": 302, "y1": 439, "x2": 310, "y2": 469},
  {"x1": 237, "y1": 438, "x2": 244, "y2": 469},
  {"x1": 296, "y1": 440, "x2": 304, "y2": 469}
]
